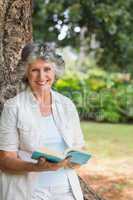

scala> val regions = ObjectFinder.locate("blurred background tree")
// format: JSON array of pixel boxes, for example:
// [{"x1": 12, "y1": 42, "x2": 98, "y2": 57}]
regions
[
  {"x1": 33, "y1": 0, "x2": 133, "y2": 73},
  {"x1": 32, "y1": 0, "x2": 133, "y2": 123}
]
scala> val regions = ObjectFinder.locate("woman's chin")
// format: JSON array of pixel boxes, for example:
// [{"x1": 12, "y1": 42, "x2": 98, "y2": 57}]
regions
[{"x1": 36, "y1": 85, "x2": 51, "y2": 91}]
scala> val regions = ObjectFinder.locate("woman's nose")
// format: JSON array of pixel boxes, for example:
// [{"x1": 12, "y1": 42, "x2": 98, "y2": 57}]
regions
[{"x1": 39, "y1": 70, "x2": 46, "y2": 80}]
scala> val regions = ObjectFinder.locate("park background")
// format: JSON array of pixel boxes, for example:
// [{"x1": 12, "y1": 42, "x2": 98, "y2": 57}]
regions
[
  {"x1": 32, "y1": 1, "x2": 133, "y2": 199},
  {"x1": 0, "y1": 0, "x2": 133, "y2": 200}
]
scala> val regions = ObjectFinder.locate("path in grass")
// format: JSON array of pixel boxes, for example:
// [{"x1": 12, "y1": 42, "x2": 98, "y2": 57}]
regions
[{"x1": 78, "y1": 122, "x2": 133, "y2": 200}]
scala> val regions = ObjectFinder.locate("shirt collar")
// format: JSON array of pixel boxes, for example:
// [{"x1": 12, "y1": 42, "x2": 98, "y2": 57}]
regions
[{"x1": 25, "y1": 86, "x2": 60, "y2": 106}]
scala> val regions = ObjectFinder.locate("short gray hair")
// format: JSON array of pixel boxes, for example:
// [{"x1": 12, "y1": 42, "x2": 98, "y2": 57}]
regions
[{"x1": 17, "y1": 42, "x2": 65, "y2": 85}]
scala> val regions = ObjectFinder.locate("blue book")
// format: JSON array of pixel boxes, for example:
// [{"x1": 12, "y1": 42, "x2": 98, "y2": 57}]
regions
[{"x1": 31, "y1": 147, "x2": 92, "y2": 165}]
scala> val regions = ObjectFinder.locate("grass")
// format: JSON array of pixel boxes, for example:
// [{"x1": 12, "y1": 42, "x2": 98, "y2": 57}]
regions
[{"x1": 81, "y1": 121, "x2": 133, "y2": 159}]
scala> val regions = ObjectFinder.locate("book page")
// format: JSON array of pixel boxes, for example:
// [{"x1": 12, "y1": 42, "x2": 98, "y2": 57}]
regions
[
  {"x1": 64, "y1": 147, "x2": 86, "y2": 156},
  {"x1": 37, "y1": 147, "x2": 64, "y2": 159}
]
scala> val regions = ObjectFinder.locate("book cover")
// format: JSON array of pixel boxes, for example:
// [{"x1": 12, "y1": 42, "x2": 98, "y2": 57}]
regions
[{"x1": 31, "y1": 147, "x2": 92, "y2": 165}]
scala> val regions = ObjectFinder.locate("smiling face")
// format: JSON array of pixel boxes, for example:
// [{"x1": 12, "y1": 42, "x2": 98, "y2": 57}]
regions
[{"x1": 27, "y1": 59, "x2": 55, "y2": 93}]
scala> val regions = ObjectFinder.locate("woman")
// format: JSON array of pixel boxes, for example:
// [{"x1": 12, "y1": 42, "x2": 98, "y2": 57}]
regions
[{"x1": 0, "y1": 42, "x2": 85, "y2": 200}]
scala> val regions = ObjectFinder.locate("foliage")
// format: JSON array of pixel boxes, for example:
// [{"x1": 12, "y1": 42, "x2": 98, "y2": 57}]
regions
[
  {"x1": 33, "y1": 0, "x2": 133, "y2": 72},
  {"x1": 54, "y1": 70, "x2": 133, "y2": 123}
]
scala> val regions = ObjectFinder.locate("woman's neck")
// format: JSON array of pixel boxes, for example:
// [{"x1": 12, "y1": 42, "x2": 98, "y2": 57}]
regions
[{"x1": 31, "y1": 88, "x2": 52, "y2": 105}]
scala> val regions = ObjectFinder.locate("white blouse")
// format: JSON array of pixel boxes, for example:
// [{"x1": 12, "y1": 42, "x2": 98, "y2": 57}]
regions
[
  {"x1": 0, "y1": 88, "x2": 85, "y2": 200},
  {"x1": 33, "y1": 114, "x2": 70, "y2": 188}
]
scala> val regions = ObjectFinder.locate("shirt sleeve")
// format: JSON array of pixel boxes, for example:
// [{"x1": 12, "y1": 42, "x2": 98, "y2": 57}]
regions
[
  {"x1": 68, "y1": 101, "x2": 85, "y2": 149},
  {"x1": 0, "y1": 100, "x2": 19, "y2": 151}
]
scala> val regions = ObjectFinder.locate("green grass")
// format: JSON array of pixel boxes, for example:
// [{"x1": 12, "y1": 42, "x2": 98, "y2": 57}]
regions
[{"x1": 81, "y1": 122, "x2": 133, "y2": 159}]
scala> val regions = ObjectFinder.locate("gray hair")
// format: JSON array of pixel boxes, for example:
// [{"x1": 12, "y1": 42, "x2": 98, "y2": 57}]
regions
[{"x1": 17, "y1": 42, "x2": 65, "y2": 85}]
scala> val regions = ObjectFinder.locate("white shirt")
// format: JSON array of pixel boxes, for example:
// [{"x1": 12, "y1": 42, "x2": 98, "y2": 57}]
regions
[
  {"x1": 0, "y1": 87, "x2": 85, "y2": 200},
  {"x1": 34, "y1": 114, "x2": 70, "y2": 188}
]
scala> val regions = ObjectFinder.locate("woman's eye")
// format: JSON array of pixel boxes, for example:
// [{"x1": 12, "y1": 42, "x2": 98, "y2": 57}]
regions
[
  {"x1": 44, "y1": 67, "x2": 51, "y2": 72},
  {"x1": 31, "y1": 69, "x2": 38, "y2": 72},
  {"x1": 30, "y1": 67, "x2": 52, "y2": 73}
]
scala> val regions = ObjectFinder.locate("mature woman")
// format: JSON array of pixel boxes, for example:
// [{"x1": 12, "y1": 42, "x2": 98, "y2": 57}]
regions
[{"x1": 0, "y1": 42, "x2": 85, "y2": 200}]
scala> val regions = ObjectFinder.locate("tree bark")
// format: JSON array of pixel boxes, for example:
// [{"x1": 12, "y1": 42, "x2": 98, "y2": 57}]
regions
[
  {"x1": 0, "y1": 1, "x2": 105, "y2": 199},
  {"x1": 79, "y1": 176, "x2": 105, "y2": 200},
  {"x1": 0, "y1": 0, "x2": 32, "y2": 110}
]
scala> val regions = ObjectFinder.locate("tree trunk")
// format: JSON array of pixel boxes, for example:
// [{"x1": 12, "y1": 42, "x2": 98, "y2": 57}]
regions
[
  {"x1": 79, "y1": 176, "x2": 105, "y2": 200},
  {"x1": 0, "y1": 0, "x2": 32, "y2": 110},
  {"x1": 0, "y1": 1, "x2": 105, "y2": 199}
]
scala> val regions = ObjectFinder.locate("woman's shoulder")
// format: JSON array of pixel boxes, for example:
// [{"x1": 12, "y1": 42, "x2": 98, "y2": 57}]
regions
[{"x1": 4, "y1": 90, "x2": 27, "y2": 108}]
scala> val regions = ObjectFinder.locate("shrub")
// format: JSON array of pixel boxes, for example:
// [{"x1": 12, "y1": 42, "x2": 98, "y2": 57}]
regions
[{"x1": 54, "y1": 70, "x2": 133, "y2": 123}]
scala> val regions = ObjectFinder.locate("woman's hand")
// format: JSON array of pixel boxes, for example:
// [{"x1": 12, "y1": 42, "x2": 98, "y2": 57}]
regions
[
  {"x1": 65, "y1": 161, "x2": 81, "y2": 169},
  {"x1": 33, "y1": 157, "x2": 70, "y2": 171}
]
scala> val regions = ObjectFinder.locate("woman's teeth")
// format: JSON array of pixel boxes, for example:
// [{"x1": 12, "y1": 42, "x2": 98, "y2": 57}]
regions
[{"x1": 37, "y1": 81, "x2": 48, "y2": 85}]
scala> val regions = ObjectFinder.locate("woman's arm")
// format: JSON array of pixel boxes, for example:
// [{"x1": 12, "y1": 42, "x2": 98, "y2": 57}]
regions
[
  {"x1": 0, "y1": 150, "x2": 69, "y2": 173},
  {"x1": 0, "y1": 100, "x2": 69, "y2": 173}
]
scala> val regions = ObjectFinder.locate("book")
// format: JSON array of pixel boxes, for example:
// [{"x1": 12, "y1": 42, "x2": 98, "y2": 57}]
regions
[{"x1": 31, "y1": 147, "x2": 92, "y2": 165}]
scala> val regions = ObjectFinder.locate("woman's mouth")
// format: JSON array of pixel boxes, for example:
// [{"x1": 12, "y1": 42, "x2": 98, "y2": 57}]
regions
[{"x1": 36, "y1": 80, "x2": 49, "y2": 86}]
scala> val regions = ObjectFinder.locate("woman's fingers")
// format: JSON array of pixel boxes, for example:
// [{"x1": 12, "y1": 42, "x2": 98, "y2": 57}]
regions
[
  {"x1": 56, "y1": 158, "x2": 72, "y2": 169},
  {"x1": 58, "y1": 158, "x2": 69, "y2": 167},
  {"x1": 38, "y1": 157, "x2": 46, "y2": 165},
  {"x1": 37, "y1": 158, "x2": 63, "y2": 171},
  {"x1": 68, "y1": 163, "x2": 81, "y2": 169},
  {"x1": 36, "y1": 157, "x2": 81, "y2": 171},
  {"x1": 62, "y1": 158, "x2": 81, "y2": 169}
]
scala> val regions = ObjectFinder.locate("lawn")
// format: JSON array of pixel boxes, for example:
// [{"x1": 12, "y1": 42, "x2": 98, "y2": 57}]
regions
[
  {"x1": 81, "y1": 122, "x2": 133, "y2": 159},
  {"x1": 79, "y1": 122, "x2": 133, "y2": 200}
]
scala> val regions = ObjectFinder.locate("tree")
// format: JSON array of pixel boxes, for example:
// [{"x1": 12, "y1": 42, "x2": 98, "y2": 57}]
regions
[
  {"x1": 0, "y1": 1, "x2": 104, "y2": 199},
  {"x1": 0, "y1": 0, "x2": 32, "y2": 110},
  {"x1": 33, "y1": 0, "x2": 133, "y2": 72}
]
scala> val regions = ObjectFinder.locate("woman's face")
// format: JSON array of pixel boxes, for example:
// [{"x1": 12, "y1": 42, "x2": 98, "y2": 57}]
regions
[{"x1": 27, "y1": 58, "x2": 55, "y2": 92}]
